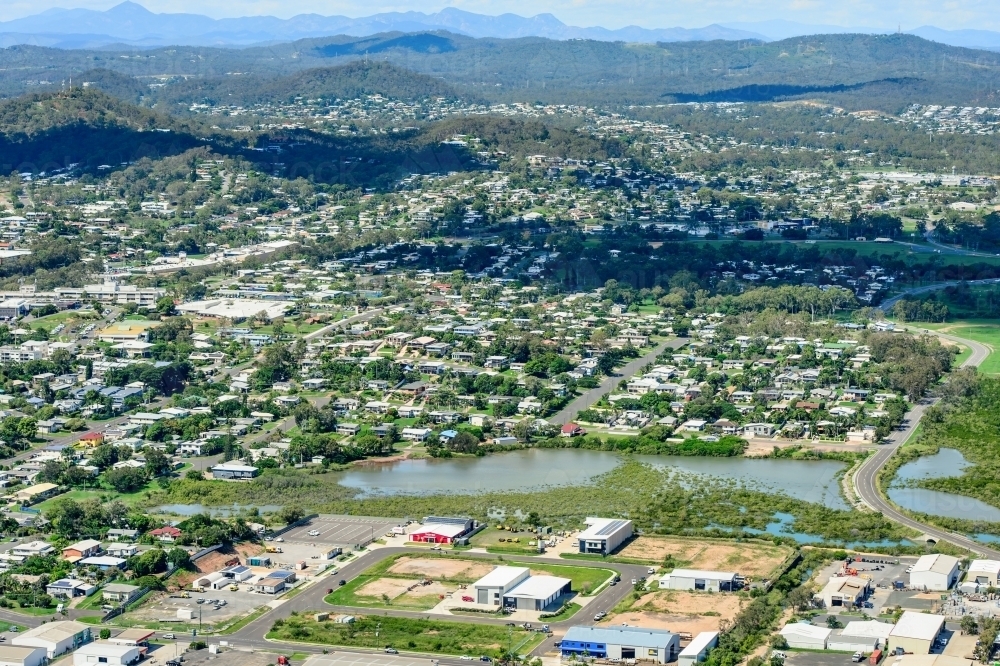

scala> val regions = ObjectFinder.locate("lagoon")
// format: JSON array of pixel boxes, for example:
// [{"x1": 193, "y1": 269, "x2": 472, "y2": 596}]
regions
[{"x1": 888, "y1": 448, "x2": 1000, "y2": 522}]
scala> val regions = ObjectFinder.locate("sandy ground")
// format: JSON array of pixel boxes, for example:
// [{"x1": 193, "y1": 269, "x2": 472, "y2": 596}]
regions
[
  {"x1": 388, "y1": 556, "x2": 495, "y2": 580},
  {"x1": 618, "y1": 536, "x2": 791, "y2": 578},
  {"x1": 356, "y1": 578, "x2": 414, "y2": 600},
  {"x1": 943, "y1": 632, "x2": 977, "y2": 659},
  {"x1": 607, "y1": 590, "x2": 744, "y2": 635}
]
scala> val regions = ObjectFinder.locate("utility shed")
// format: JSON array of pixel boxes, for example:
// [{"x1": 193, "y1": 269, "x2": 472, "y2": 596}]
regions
[
  {"x1": 966, "y1": 559, "x2": 1000, "y2": 587},
  {"x1": 560, "y1": 626, "x2": 680, "y2": 664},
  {"x1": 779, "y1": 623, "x2": 831, "y2": 650},
  {"x1": 816, "y1": 575, "x2": 872, "y2": 608},
  {"x1": 910, "y1": 554, "x2": 960, "y2": 591},
  {"x1": 471, "y1": 566, "x2": 529, "y2": 606},
  {"x1": 660, "y1": 569, "x2": 739, "y2": 592},
  {"x1": 889, "y1": 611, "x2": 945, "y2": 654},
  {"x1": 828, "y1": 620, "x2": 893, "y2": 653},
  {"x1": 576, "y1": 517, "x2": 633, "y2": 555},
  {"x1": 678, "y1": 631, "x2": 719, "y2": 665}
]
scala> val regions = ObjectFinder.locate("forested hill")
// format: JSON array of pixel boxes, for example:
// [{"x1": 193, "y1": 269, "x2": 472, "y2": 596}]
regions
[
  {"x1": 150, "y1": 61, "x2": 465, "y2": 107},
  {"x1": 3, "y1": 32, "x2": 1000, "y2": 110}
]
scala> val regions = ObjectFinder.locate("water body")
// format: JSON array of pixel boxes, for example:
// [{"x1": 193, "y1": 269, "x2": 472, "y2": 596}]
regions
[
  {"x1": 154, "y1": 503, "x2": 283, "y2": 516},
  {"x1": 888, "y1": 448, "x2": 1000, "y2": 522},
  {"x1": 333, "y1": 449, "x2": 849, "y2": 510}
]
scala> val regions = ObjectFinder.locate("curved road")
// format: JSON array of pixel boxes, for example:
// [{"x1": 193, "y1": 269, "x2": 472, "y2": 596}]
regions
[{"x1": 852, "y1": 327, "x2": 999, "y2": 558}]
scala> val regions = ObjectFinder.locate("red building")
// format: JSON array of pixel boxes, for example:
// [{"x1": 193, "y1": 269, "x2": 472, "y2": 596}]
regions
[{"x1": 409, "y1": 523, "x2": 470, "y2": 544}]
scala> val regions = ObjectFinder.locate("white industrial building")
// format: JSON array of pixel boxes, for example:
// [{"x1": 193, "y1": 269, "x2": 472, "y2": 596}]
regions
[
  {"x1": 816, "y1": 575, "x2": 872, "y2": 608},
  {"x1": 678, "y1": 631, "x2": 719, "y2": 665},
  {"x1": 502, "y1": 575, "x2": 571, "y2": 611},
  {"x1": 12, "y1": 621, "x2": 92, "y2": 658},
  {"x1": 966, "y1": 559, "x2": 1000, "y2": 588},
  {"x1": 0, "y1": 647, "x2": 46, "y2": 666},
  {"x1": 560, "y1": 626, "x2": 680, "y2": 664},
  {"x1": 73, "y1": 642, "x2": 142, "y2": 666},
  {"x1": 576, "y1": 517, "x2": 633, "y2": 555},
  {"x1": 779, "y1": 623, "x2": 831, "y2": 650},
  {"x1": 910, "y1": 554, "x2": 960, "y2": 591},
  {"x1": 888, "y1": 611, "x2": 945, "y2": 654},
  {"x1": 828, "y1": 620, "x2": 893, "y2": 653},
  {"x1": 660, "y1": 569, "x2": 740, "y2": 592},
  {"x1": 471, "y1": 566, "x2": 530, "y2": 606},
  {"x1": 195, "y1": 572, "x2": 230, "y2": 590}
]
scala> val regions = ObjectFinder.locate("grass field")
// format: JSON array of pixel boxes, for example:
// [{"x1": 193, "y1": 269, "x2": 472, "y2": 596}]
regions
[
  {"x1": 268, "y1": 613, "x2": 546, "y2": 657},
  {"x1": 919, "y1": 320, "x2": 1000, "y2": 374},
  {"x1": 469, "y1": 526, "x2": 540, "y2": 554}
]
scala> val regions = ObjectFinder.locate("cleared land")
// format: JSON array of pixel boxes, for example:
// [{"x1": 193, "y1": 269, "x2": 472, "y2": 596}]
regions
[
  {"x1": 387, "y1": 556, "x2": 495, "y2": 581},
  {"x1": 616, "y1": 536, "x2": 792, "y2": 578},
  {"x1": 921, "y1": 320, "x2": 1000, "y2": 374},
  {"x1": 608, "y1": 589, "x2": 745, "y2": 635}
]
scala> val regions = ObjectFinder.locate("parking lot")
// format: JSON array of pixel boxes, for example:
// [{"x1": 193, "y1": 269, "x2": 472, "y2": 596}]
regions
[
  {"x1": 126, "y1": 586, "x2": 269, "y2": 627},
  {"x1": 815, "y1": 555, "x2": 919, "y2": 617},
  {"x1": 280, "y1": 515, "x2": 404, "y2": 548}
]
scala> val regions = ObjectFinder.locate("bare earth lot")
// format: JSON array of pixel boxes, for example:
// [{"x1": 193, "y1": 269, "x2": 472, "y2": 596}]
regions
[
  {"x1": 618, "y1": 536, "x2": 792, "y2": 578},
  {"x1": 607, "y1": 590, "x2": 745, "y2": 635},
  {"x1": 388, "y1": 556, "x2": 495, "y2": 581}
]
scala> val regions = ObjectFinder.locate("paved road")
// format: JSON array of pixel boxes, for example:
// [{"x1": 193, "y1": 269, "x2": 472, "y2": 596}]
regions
[
  {"x1": 881, "y1": 277, "x2": 1000, "y2": 310},
  {"x1": 852, "y1": 328, "x2": 999, "y2": 558},
  {"x1": 548, "y1": 339, "x2": 685, "y2": 426},
  {"x1": 304, "y1": 309, "x2": 385, "y2": 341}
]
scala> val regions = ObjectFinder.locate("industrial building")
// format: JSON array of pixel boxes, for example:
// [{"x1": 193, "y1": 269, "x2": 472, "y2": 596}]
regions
[
  {"x1": 828, "y1": 620, "x2": 893, "y2": 654},
  {"x1": 502, "y1": 575, "x2": 571, "y2": 611},
  {"x1": 678, "y1": 631, "x2": 718, "y2": 665},
  {"x1": 410, "y1": 516, "x2": 475, "y2": 544},
  {"x1": 210, "y1": 463, "x2": 259, "y2": 481},
  {"x1": 12, "y1": 621, "x2": 92, "y2": 658},
  {"x1": 910, "y1": 554, "x2": 960, "y2": 591},
  {"x1": 471, "y1": 566, "x2": 530, "y2": 606},
  {"x1": 888, "y1": 611, "x2": 945, "y2": 654},
  {"x1": 659, "y1": 569, "x2": 740, "y2": 592},
  {"x1": 576, "y1": 517, "x2": 634, "y2": 555},
  {"x1": 966, "y1": 559, "x2": 1000, "y2": 588},
  {"x1": 815, "y1": 575, "x2": 872, "y2": 608},
  {"x1": 0, "y1": 646, "x2": 46, "y2": 666},
  {"x1": 72, "y1": 642, "x2": 142, "y2": 666},
  {"x1": 560, "y1": 626, "x2": 680, "y2": 664},
  {"x1": 779, "y1": 623, "x2": 831, "y2": 650}
]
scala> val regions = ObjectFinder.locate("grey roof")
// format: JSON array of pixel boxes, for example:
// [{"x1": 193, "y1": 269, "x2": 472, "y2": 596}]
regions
[
  {"x1": 594, "y1": 519, "x2": 629, "y2": 536},
  {"x1": 562, "y1": 626, "x2": 677, "y2": 649}
]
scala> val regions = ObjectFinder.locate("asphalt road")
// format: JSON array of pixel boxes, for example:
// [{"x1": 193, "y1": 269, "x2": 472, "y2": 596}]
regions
[
  {"x1": 304, "y1": 309, "x2": 385, "y2": 341},
  {"x1": 852, "y1": 328, "x2": 999, "y2": 558},
  {"x1": 880, "y1": 277, "x2": 1000, "y2": 310},
  {"x1": 548, "y1": 339, "x2": 686, "y2": 426}
]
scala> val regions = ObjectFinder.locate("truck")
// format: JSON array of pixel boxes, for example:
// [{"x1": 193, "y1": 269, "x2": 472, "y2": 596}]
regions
[
  {"x1": 869, "y1": 649, "x2": 882, "y2": 664},
  {"x1": 266, "y1": 546, "x2": 283, "y2": 553}
]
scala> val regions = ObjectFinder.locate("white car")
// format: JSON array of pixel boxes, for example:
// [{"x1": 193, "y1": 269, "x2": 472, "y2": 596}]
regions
[
  {"x1": 308, "y1": 530, "x2": 321, "y2": 537},
  {"x1": 460, "y1": 658, "x2": 474, "y2": 661},
  {"x1": 275, "y1": 537, "x2": 284, "y2": 542}
]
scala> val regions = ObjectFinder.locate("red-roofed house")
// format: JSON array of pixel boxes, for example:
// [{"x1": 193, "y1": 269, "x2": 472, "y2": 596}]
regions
[
  {"x1": 149, "y1": 526, "x2": 182, "y2": 543},
  {"x1": 560, "y1": 423, "x2": 585, "y2": 438},
  {"x1": 78, "y1": 432, "x2": 105, "y2": 447}
]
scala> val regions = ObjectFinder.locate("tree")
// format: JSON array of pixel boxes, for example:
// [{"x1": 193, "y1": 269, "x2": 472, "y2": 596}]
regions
[
  {"x1": 166, "y1": 547, "x2": 192, "y2": 569},
  {"x1": 104, "y1": 467, "x2": 147, "y2": 493},
  {"x1": 144, "y1": 448, "x2": 171, "y2": 477},
  {"x1": 128, "y1": 548, "x2": 167, "y2": 577},
  {"x1": 99, "y1": 629, "x2": 111, "y2": 639},
  {"x1": 278, "y1": 506, "x2": 304, "y2": 525},
  {"x1": 961, "y1": 615, "x2": 979, "y2": 635}
]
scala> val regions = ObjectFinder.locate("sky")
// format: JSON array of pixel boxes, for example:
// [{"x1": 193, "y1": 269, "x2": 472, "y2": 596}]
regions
[{"x1": 0, "y1": 0, "x2": 998, "y2": 31}]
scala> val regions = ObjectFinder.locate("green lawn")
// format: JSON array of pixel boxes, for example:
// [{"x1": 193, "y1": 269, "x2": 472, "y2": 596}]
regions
[
  {"x1": 324, "y1": 574, "x2": 453, "y2": 611},
  {"x1": 470, "y1": 526, "x2": 540, "y2": 554},
  {"x1": 919, "y1": 320, "x2": 1000, "y2": 374},
  {"x1": 268, "y1": 613, "x2": 546, "y2": 658}
]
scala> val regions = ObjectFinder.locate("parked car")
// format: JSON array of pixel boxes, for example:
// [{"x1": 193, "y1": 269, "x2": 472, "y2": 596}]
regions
[
  {"x1": 384, "y1": 648, "x2": 398, "y2": 654},
  {"x1": 162, "y1": 634, "x2": 176, "y2": 640},
  {"x1": 852, "y1": 653, "x2": 864, "y2": 663}
]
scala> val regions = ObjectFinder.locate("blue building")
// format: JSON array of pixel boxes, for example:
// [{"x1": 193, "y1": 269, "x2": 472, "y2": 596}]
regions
[{"x1": 560, "y1": 626, "x2": 680, "y2": 664}]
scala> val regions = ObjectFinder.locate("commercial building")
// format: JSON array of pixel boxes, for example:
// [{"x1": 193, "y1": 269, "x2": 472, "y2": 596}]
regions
[
  {"x1": 471, "y1": 566, "x2": 530, "y2": 606},
  {"x1": 560, "y1": 626, "x2": 680, "y2": 664},
  {"x1": 779, "y1": 623, "x2": 831, "y2": 650},
  {"x1": 96, "y1": 322, "x2": 159, "y2": 343},
  {"x1": 502, "y1": 575, "x2": 571, "y2": 611},
  {"x1": 0, "y1": 646, "x2": 46, "y2": 666},
  {"x1": 888, "y1": 611, "x2": 945, "y2": 654},
  {"x1": 210, "y1": 463, "x2": 259, "y2": 481},
  {"x1": 660, "y1": 569, "x2": 740, "y2": 592},
  {"x1": 966, "y1": 559, "x2": 1000, "y2": 588},
  {"x1": 12, "y1": 621, "x2": 92, "y2": 658},
  {"x1": 828, "y1": 620, "x2": 893, "y2": 654},
  {"x1": 576, "y1": 517, "x2": 633, "y2": 555},
  {"x1": 678, "y1": 631, "x2": 719, "y2": 665},
  {"x1": 0, "y1": 299, "x2": 29, "y2": 320},
  {"x1": 72, "y1": 641, "x2": 142, "y2": 666},
  {"x1": 176, "y1": 298, "x2": 294, "y2": 322},
  {"x1": 910, "y1": 554, "x2": 960, "y2": 591},
  {"x1": 410, "y1": 516, "x2": 474, "y2": 544},
  {"x1": 816, "y1": 575, "x2": 872, "y2": 608}
]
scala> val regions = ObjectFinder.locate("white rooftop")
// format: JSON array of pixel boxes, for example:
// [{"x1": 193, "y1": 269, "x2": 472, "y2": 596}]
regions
[
  {"x1": 912, "y1": 554, "x2": 959, "y2": 575},
  {"x1": 889, "y1": 611, "x2": 945, "y2": 640},
  {"x1": 472, "y1": 566, "x2": 529, "y2": 589},
  {"x1": 413, "y1": 523, "x2": 467, "y2": 538},
  {"x1": 839, "y1": 620, "x2": 894, "y2": 639},
  {"x1": 664, "y1": 568, "x2": 738, "y2": 581},
  {"x1": 678, "y1": 631, "x2": 719, "y2": 657},
  {"x1": 505, "y1": 575, "x2": 570, "y2": 600},
  {"x1": 968, "y1": 559, "x2": 1000, "y2": 575},
  {"x1": 780, "y1": 623, "x2": 832, "y2": 640},
  {"x1": 577, "y1": 517, "x2": 632, "y2": 540},
  {"x1": 74, "y1": 642, "x2": 140, "y2": 658}
]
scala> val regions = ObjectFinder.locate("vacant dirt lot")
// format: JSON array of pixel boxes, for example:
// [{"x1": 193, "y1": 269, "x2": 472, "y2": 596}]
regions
[
  {"x1": 618, "y1": 537, "x2": 791, "y2": 578},
  {"x1": 609, "y1": 590, "x2": 745, "y2": 635},
  {"x1": 357, "y1": 578, "x2": 413, "y2": 600},
  {"x1": 388, "y1": 556, "x2": 494, "y2": 580}
]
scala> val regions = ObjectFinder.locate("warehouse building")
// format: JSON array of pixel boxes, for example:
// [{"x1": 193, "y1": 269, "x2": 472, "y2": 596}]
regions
[
  {"x1": 502, "y1": 575, "x2": 571, "y2": 611},
  {"x1": 966, "y1": 559, "x2": 1000, "y2": 587},
  {"x1": 888, "y1": 611, "x2": 945, "y2": 654},
  {"x1": 576, "y1": 517, "x2": 633, "y2": 555},
  {"x1": 73, "y1": 642, "x2": 142, "y2": 666},
  {"x1": 816, "y1": 575, "x2": 872, "y2": 608},
  {"x1": 678, "y1": 631, "x2": 718, "y2": 665},
  {"x1": 779, "y1": 623, "x2": 831, "y2": 650},
  {"x1": 828, "y1": 620, "x2": 893, "y2": 653},
  {"x1": 659, "y1": 569, "x2": 739, "y2": 592},
  {"x1": 560, "y1": 626, "x2": 680, "y2": 664},
  {"x1": 471, "y1": 566, "x2": 530, "y2": 606},
  {"x1": 410, "y1": 516, "x2": 474, "y2": 544},
  {"x1": 12, "y1": 621, "x2": 91, "y2": 658},
  {"x1": 0, "y1": 646, "x2": 46, "y2": 666},
  {"x1": 910, "y1": 554, "x2": 960, "y2": 591}
]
